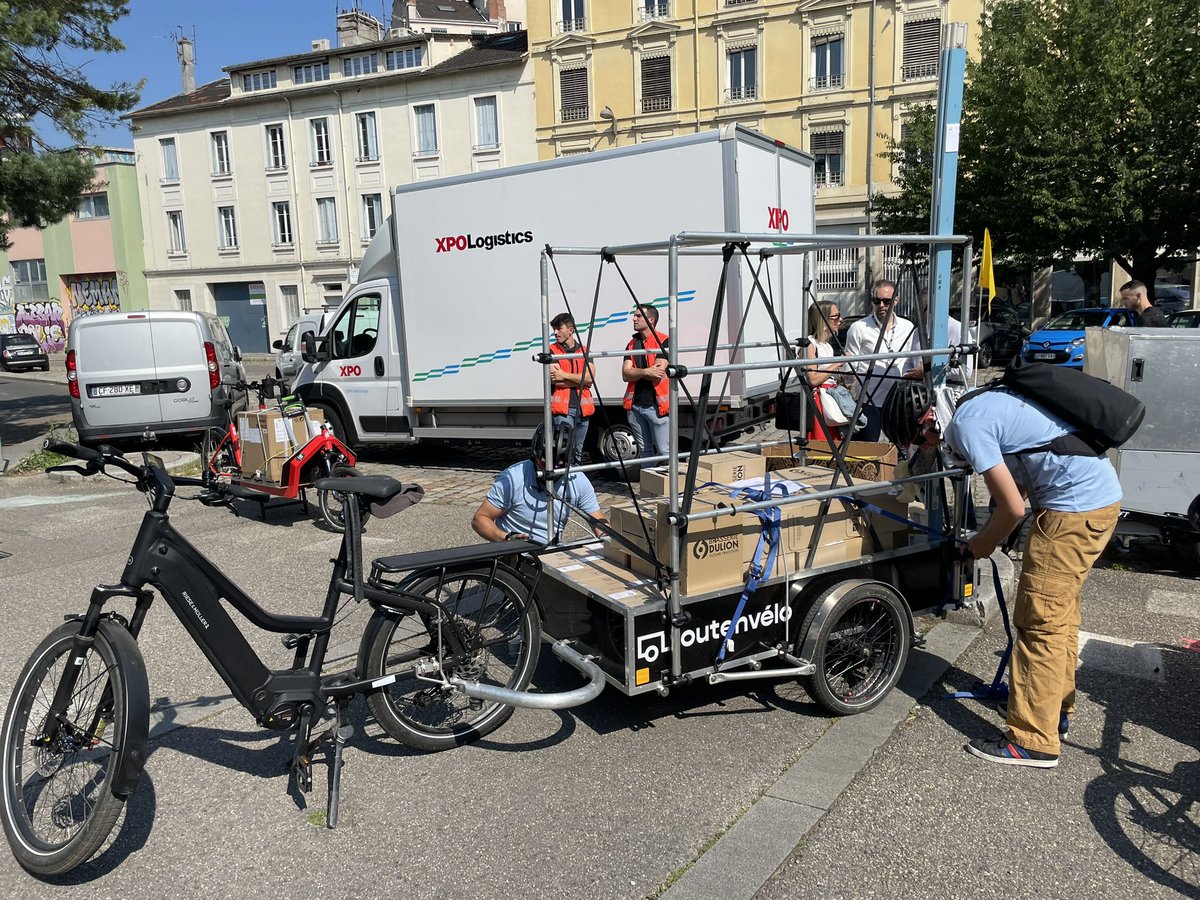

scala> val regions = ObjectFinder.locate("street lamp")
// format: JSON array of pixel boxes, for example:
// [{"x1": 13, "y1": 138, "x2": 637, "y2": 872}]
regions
[{"x1": 599, "y1": 105, "x2": 617, "y2": 138}]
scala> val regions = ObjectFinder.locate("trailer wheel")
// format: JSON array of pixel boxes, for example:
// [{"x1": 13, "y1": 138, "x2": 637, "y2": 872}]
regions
[
  {"x1": 597, "y1": 424, "x2": 642, "y2": 482},
  {"x1": 798, "y1": 581, "x2": 910, "y2": 715}
]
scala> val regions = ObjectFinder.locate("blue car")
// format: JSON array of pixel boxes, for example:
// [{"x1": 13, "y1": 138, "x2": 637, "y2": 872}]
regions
[{"x1": 1020, "y1": 307, "x2": 1137, "y2": 368}]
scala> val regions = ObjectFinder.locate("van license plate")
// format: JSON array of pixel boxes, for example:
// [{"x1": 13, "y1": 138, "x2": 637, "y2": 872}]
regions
[
  {"x1": 91, "y1": 384, "x2": 141, "y2": 397},
  {"x1": 1031, "y1": 352, "x2": 1058, "y2": 361}
]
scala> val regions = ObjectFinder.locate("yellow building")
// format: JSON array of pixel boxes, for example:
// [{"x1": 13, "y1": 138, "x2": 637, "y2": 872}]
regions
[{"x1": 528, "y1": 0, "x2": 982, "y2": 234}]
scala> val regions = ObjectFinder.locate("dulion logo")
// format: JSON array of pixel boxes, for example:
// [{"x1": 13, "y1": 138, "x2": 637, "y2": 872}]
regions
[
  {"x1": 692, "y1": 535, "x2": 738, "y2": 561},
  {"x1": 435, "y1": 229, "x2": 534, "y2": 253}
]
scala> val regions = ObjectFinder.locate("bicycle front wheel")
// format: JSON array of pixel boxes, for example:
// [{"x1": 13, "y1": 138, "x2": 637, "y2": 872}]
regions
[
  {"x1": 364, "y1": 567, "x2": 541, "y2": 752},
  {"x1": 0, "y1": 623, "x2": 144, "y2": 876},
  {"x1": 201, "y1": 427, "x2": 237, "y2": 479}
]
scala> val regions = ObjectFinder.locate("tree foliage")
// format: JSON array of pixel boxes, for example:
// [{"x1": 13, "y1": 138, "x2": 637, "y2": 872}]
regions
[
  {"x1": 873, "y1": 0, "x2": 1200, "y2": 288},
  {"x1": 0, "y1": 1, "x2": 140, "y2": 246}
]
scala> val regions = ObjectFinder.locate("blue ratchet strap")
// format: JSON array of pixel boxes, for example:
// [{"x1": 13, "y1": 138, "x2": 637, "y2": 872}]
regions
[
  {"x1": 941, "y1": 555, "x2": 1013, "y2": 702},
  {"x1": 713, "y1": 481, "x2": 789, "y2": 664}
]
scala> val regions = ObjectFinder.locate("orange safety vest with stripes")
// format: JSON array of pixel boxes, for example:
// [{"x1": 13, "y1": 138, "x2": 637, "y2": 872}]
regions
[
  {"x1": 550, "y1": 340, "x2": 595, "y2": 417},
  {"x1": 623, "y1": 330, "x2": 670, "y2": 417}
]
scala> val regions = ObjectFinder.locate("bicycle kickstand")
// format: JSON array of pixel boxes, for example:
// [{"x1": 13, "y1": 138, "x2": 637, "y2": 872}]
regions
[{"x1": 326, "y1": 700, "x2": 354, "y2": 829}]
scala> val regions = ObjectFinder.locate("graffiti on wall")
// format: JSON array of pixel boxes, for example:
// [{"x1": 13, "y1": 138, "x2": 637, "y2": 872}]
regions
[
  {"x1": 65, "y1": 273, "x2": 121, "y2": 317},
  {"x1": 0, "y1": 276, "x2": 12, "y2": 316},
  {"x1": 0, "y1": 315, "x2": 13, "y2": 335},
  {"x1": 15, "y1": 301, "x2": 66, "y2": 351}
]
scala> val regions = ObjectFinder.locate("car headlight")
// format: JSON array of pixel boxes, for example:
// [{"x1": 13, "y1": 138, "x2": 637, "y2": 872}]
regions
[{"x1": 1068, "y1": 337, "x2": 1086, "y2": 348}]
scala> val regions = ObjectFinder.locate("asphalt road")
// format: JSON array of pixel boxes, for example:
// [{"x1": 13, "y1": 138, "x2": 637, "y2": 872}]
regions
[{"x1": 0, "y1": 375, "x2": 71, "y2": 447}]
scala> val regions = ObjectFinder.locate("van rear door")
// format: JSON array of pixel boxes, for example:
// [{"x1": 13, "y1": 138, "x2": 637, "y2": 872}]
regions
[
  {"x1": 75, "y1": 315, "x2": 161, "y2": 429},
  {"x1": 150, "y1": 315, "x2": 213, "y2": 424}
]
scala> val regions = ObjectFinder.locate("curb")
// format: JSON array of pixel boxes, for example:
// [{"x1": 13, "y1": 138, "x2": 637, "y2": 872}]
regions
[{"x1": 46, "y1": 451, "x2": 200, "y2": 484}]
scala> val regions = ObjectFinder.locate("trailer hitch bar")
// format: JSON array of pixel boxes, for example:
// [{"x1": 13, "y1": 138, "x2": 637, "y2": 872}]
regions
[{"x1": 448, "y1": 641, "x2": 606, "y2": 710}]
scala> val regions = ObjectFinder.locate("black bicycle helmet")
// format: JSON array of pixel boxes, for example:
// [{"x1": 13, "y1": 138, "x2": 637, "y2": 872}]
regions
[
  {"x1": 881, "y1": 381, "x2": 932, "y2": 447},
  {"x1": 531, "y1": 421, "x2": 574, "y2": 467}
]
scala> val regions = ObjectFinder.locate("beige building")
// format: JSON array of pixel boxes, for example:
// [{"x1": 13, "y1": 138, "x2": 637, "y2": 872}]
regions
[
  {"x1": 528, "y1": 1, "x2": 981, "y2": 248},
  {"x1": 127, "y1": 7, "x2": 535, "y2": 352}
]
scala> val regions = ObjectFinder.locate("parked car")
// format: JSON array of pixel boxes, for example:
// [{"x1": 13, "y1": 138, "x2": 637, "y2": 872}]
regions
[
  {"x1": 973, "y1": 303, "x2": 1028, "y2": 368},
  {"x1": 0, "y1": 332, "x2": 50, "y2": 372},
  {"x1": 1153, "y1": 284, "x2": 1191, "y2": 315},
  {"x1": 1020, "y1": 306, "x2": 1137, "y2": 368},
  {"x1": 1168, "y1": 310, "x2": 1200, "y2": 328},
  {"x1": 273, "y1": 310, "x2": 335, "y2": 383}
]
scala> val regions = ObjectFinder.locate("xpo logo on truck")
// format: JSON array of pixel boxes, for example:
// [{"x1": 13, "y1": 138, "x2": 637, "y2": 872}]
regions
[
  {"x1": 435, "y1": 229, "x2": 534, "y2": 254},
  {"x1": 767, "y1": 206, "x2": 790, "y2": 230}
]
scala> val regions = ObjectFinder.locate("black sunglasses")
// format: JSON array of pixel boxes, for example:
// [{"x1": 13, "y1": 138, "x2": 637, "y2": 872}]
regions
[{"x1": 870, "y1": 297, "x2": 895, "y2": 305}]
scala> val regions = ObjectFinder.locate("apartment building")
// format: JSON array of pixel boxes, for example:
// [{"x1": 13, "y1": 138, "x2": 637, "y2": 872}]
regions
[
  {"x1": 528, "y1": 0, "x2": 981, "y2": 237},
  {"x1": 127, "y1": 8, "x2": 534, "y2": 353},
  {"x1": 0, "y1": 150, "x2": 148, "y2": 351}
]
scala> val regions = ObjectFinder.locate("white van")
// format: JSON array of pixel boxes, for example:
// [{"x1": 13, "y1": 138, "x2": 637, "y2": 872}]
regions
[
  {"x1": 67, "y1": 310, "x2": 248, "y2": 446},
  {"x1": 273, "y1": 310, "x2": 335, "y2": 383}
]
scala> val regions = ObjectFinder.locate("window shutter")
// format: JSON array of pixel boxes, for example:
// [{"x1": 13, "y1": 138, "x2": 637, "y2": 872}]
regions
[
  {"x1": 641, "y1": 56, "x2": 671, "y2": 111},
  {"x1": 811, "y1": 130, "x2": 844, "y2": 155},
  {"x1": 560, "y1": 68, "x2": 589, "y2": 120},
  {"x1": 902, "y1": 18, "x2": 941, "y2": 79}
]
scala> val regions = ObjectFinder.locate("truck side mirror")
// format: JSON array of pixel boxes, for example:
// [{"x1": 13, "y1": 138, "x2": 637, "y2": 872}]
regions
[{"x1": 301, "y1": 331, "x2": 330, "y2": 363}]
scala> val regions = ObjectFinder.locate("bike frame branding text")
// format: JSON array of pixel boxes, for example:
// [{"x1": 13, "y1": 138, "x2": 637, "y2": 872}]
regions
[{"x1": 635, "y1": 602, "x2": 793, "y2": 661}]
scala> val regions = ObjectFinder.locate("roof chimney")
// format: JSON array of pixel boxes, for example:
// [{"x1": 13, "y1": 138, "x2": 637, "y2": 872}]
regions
[
  {"x1": 177, "y1": 36, "x2": 196, "y2": 94},
  {"x1": 336, "y1": 9, "x2": 384, "y2": 47}
]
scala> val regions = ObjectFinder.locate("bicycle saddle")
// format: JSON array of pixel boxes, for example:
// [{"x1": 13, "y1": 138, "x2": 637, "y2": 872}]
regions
[{"x1": 313, "y1": 474, "x2": 407, "y2": 501}]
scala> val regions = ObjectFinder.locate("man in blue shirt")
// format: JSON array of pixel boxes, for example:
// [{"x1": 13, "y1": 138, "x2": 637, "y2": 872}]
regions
[
  {"x1": 472, "y1": 426, "x2": 606, "y2": 545},
  {"x1": 895, "y1": 383, "x2": 1121, "y2": 768}
]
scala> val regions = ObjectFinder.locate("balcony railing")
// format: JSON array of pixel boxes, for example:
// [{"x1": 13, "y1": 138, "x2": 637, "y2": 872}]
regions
[
  {"x1": 641, "y1": 2, "x2": 669, "y2": 20},
  {"x1": 809, "y1": 74, "x2": 845, "y2": 92},
  {"x1": 901, "y1": 62, "x2": 939, "y2": 81},
  {"x1": 641, "y1": 95, "x2": 672, "y2": 113},
  {"x1": 725, "y1": 85, "x2": 758, "y2": 103},
  {"x1": 725, "y1": 0, "x2": 756, "y2": 6},
  {"x1": 815, "y1": 170, "x2": 845, "y2": 188},
  {"x1": 558, "y1": 17, "x2": 586, "y2": 33},
  {"x1": 561, "y1": 105, "x2": 589, "y2": 122}
]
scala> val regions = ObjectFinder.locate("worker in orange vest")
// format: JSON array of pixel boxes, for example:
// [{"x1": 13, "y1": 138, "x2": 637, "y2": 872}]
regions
[
  {"x1": 549, "y1": 312, "x2": 595, "y2": 464},
  {"x1": 622, "y1": 304, "x2": 670, "y2": 459}
]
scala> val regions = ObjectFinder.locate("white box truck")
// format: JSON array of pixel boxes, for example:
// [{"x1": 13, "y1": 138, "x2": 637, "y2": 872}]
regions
[{"x1": 292, "y1": 126, "x2": 815, "y2": 460}]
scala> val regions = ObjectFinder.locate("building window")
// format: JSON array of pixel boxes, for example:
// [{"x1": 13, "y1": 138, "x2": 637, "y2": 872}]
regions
[
  {"x1": 343, "y1": 53, "x2": 378, "y2": 77},
  {"x1": 316, "y1": 197, "x2": 339, "y2": 244},
  {"x1": 362, "y1": 193, "x2": 384, "y2": 240},
  {"x1": 727, "y1": 46, "x2": 757, "y2": 102},
  {"x1": 160, "y1": 137, "x2": 179, "y2": 181},
  {"x1": 242, "y1": 69, "x2": 277, "y2": 92},
  {"x1": 816, "y1": 247, "x2": 860, "y2": 292},
  {"x1": 640, "y1": 55, "x2": 672, "y2": 113},
  {"x1": 293, "y1": 60, "x2": 329, "y2": 84},
  {"x1": 385, "y1": 46, "x2": 423, "y2": 70},
  {"x1": 356, "y1": 111, "x2": 379, "y2": 161},
  {"x1": 265, "y1": 123, "x2": 288, "y2": 170},
  {"x1": 505, "y1": 21, "x2": 523, "y2": 31},
  {"x1": 281, "y1": 285, "x2": 300, "y2": 323},
  {"x1": 559, "y1": 0, "x2": 585, "y2": 32},
  {"x1": 902, "y1": 17, "x2": 941, "y2": 81},
  {"x1": 175, "y1": 289, "x2": 192, "y2": 312},
  {"x1": 310, "y1": 118, "x2": 332, "y2": 166},
  {"x1": 210, "y1": 131, "x2": 232, "y2": 175},
  {"x1": 474, "y1": 96, "x2": 499, "y2": 149},
  {"x1": 76, "y1": 192, "x2": 110, "y2": 219},
  {"x1": 272, "y1": 201, "x2": 293, "y2": 246},
  {"x1": 166, "y1": 210, "x2": 187, "y2": 253},
  {"x1": 812, "y1": 129, "x2": 845, "y2": 187},
  {"x1": 217, "y1": 206, "x2": 239, "y2": 250},
  {"x1": 559, "y1": 68, "x2": 589, "y2": 122},
  {"x1": 414, "y1": 104, "x2": 439, "y2": 155},
  {"x1": 642, "y1": 1, "x2": 669, "y2": 22},
  {"x1": 10, "y1": 259, "x2": 48, "y2": 302},
  {"x1": 811, "y1": 35, "x2": 844, "y2": 91}
]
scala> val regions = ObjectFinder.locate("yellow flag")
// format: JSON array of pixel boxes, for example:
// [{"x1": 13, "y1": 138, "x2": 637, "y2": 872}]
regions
[{"x1": 980, "y1": 228, "x2": 996, "y2": 313}]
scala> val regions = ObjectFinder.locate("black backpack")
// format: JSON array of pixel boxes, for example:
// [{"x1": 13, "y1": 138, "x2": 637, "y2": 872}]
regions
[{"x1": 959, "y1": 358, "x2": 1145, "y2": 456}]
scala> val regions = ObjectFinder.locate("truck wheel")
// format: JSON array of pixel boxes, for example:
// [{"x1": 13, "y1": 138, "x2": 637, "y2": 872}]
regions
[
  {"x1": 598, "y1": 424, "x2": 642, "y2": 482},
  {"x1": 314, "y1": 405, "x2": 351, "y2": 450}
]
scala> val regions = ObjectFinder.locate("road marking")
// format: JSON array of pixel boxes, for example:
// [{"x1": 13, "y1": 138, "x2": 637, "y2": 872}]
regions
[
  {"x1": 1078, "y1": 631, "x2": 1165, "y2": 682},
  {"x1": 1147, "y1": 588, "x2": 1200, "y2": 620},
  {"x1": 0, "y1": 492, "x2": 116, "y2": 510}
]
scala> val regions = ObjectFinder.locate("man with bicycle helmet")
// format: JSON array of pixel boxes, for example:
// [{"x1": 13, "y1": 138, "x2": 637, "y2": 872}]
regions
[
  {"x1": 472, "y1": 423, "x2": 607, "y2": 544},
  {"x1": 884, "y1": 379, "x2": 1120, "y2": 769}
]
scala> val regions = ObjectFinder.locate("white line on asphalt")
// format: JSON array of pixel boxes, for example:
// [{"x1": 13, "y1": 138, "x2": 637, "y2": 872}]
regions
[
  {"x1": 1078, "y1": 630, "x2": 1165, "y2": 682},
  {"x1": 1147, "y1": 588, "x2": 1200, "y2": 620},
  {"x1": 0, "y1": 492, "x2": 117, "y2": 509}
]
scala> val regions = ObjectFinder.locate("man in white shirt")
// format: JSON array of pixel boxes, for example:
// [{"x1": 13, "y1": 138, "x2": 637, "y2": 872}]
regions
[{"x1": 843, "y1": 279, "x2": 918, "y2": 441}]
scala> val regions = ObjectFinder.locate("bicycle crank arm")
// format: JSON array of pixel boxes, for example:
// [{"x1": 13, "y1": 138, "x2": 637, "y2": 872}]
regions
[{"x1": 448, "y1": 641, "x2": 606, "y2": 710}]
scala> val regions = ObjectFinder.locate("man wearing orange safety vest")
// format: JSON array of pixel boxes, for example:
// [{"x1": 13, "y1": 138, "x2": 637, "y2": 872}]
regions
[
  {"x1": 622, "y1": 304, "x2": 670, "y2": 459},
  {"x1": 549, "y1": 313, "x2": 596, "y2": 464}
]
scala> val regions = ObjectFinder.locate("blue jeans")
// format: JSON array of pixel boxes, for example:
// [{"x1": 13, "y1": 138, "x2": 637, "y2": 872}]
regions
[
  {"x1": 628, "y1": 404, "x2": 670, "y2": 459},
  {"x1": 552, "y1": 412, "x2": 589, "y2": 465}
]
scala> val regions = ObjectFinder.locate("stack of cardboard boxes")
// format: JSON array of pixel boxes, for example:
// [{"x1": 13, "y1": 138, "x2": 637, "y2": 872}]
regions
[
  {"x1": 236, "y1": 407, "x2": 326, "y2": 484},
  {"x1": 601, "y1": 449, "x2": 922, "y2": 596}
]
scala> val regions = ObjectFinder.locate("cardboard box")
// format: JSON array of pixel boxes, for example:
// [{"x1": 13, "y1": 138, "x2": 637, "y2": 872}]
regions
[
  {"x1": 805, "y1": 441, "x2": 898, "y2": 482},
  {"x1": 790, "y1": 533, "x2": 866, "y2": 569},
  {"x1": 281, "y1": 408, "x2": 326, "y2": 447},
  {"x1": 760, "y1": 441, "x2": 806, "y2": 473},
  {"x1": 237, "y1": 408, "x2": 298, "y2": 484},
  {"x1": 639, "y1": 450, "x2": 766, "y2": 497}
]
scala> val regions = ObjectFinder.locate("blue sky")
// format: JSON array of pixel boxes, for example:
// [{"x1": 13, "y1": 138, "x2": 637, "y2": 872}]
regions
[{"x1": 45, "y1": 1, "x2": 397, "y2": 148}]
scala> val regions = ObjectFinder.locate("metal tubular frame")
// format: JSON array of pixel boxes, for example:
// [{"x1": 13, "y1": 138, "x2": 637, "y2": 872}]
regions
[{"x1": 538, "y1": 230, "x2": 974, "y2": 682}]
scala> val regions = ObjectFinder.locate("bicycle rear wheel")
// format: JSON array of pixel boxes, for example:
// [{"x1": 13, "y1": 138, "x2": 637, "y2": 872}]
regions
[
  {"x1": 363, "y1": 567, "x2": 541, "y2": 752},
  {"x1": 0, "y1": 622, "x2": 146, "y2": 876}
]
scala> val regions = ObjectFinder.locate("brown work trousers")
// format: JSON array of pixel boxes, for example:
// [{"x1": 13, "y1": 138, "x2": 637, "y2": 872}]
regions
[{"x1": 1006, "y1": 501, "x2": 1121, "y2": 754}]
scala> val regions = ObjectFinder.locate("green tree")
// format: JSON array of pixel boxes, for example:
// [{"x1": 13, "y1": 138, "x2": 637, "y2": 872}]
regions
[
  {"x1": 0, "y1": 1, "x2": 140, "y2": 246},
  {"x1": 874, "y1": 0, "x2": 1200, "y2": 290}
]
